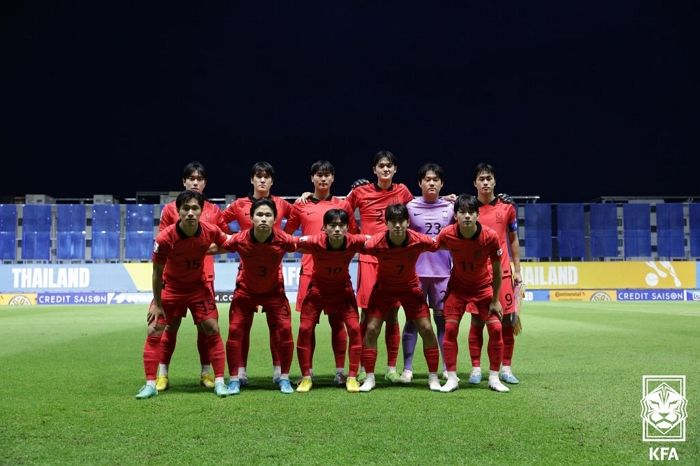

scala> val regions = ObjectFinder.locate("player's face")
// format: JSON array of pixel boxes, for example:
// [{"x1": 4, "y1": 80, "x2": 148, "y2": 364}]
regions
[
  {"x1": 474, "y1": 171, "x2": 496, "y2": 196},
  {"x1": 252, "y1": 205, "x2": 275, "y2": 231},
  {"x1": 251, "y1": 171, "x2": 273, "y2": 193},
  {"x1": 455, "y1": 208, "x2": 478, "y2": 228},
  {"x1": 387, "y1": 218, "x2": 409, "y2": 240},
  {"x1": 183, "y1": 171, "x2": 206, "y2": 193},
  {"x1": 419, "y1": 170, "x2": 443, "y2": 198},
  {"x1": 312, "y1": 170, "x2": 334, "y2": 191},
  {"x1": 178, "y1": 199, "x2": 203, "y2": 226},
  {"x1": 373, "y1": 158, "x2": 397, "y2": 183},
  {"x1": 324, "y1": 220, "x2": 348, "y2": 240}
]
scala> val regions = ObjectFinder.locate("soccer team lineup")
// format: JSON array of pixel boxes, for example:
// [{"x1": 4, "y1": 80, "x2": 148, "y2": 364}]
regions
[{"x1": 137, "y1": 150, "x2": 523, "y2": 398}]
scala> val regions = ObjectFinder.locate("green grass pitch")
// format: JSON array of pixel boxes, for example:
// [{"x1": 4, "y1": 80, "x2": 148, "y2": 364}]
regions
[{"x1": 0, "y1": 302, "x2": 698, "y2": 464}]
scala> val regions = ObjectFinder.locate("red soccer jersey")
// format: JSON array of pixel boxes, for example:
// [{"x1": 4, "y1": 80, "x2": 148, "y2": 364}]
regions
[
  {"x1": 344, "y1": 183, "x2": 413, "y2": 263},
  {"x1": 363, "y1": 229, "x2": 436, "y2": 290},
  {"x1": 153, "y1": 221, "x2": 230, "y2": 292},
  {"x1": 159, "y1": 200, "x2": 230, "y2": 282},
  {"x1": 435, "y1": 222, "x2": 502, "y2": 290},
  {"x1": 297, "y1": 232, "x2": 365, "y2": 292},
  {"x1": 284, "y1": 196, "x2": 358, "y2": 275},
  {"x1": 476, "y1": 199, "x2": 517, "y2": 274},
  {"x1": 221, "y1": 195, "x2": 291, "y2": 230},
  {"x1": 222, "y1": 228, "x2": 298, "y2": 295}
]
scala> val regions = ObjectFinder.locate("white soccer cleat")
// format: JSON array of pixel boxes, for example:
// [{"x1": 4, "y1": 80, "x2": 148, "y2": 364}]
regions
[
  {"x1": 440, "y1": 377, "x2": 459, "y2": 393},
  {"x1": 468, "y1": 368, "x2": 482, "y2": 384},
  {"x1": 399, "y1": 369, "x2": 413, "y2": 384},
  {"x1": 488, "y1": 376, "x2": 510, "y2": 393},
  {"x1": 428, "y1": 373, "x2": 442, "y2": 392},
  {"x1": 359, "y1": 374, "x2": 376, "y2": 392}
]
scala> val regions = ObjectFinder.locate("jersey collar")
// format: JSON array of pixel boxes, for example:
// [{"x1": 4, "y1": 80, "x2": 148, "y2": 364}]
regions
[
  {"x1": 176, "y1": 222, "x2": 202, "y2": 239},
  {"x1": 249, "y1": 228, "x2": 274, "y2": 243},
  {"x1": 476, "y1": 197, "x2": 498, "y2": 207},
  {"x1": 325, "y1": 233, "x2": 347, "y2": 251},
  {"x1": 385, "y1": 230, "x2": 409, "y2": 248},
  {"x1": 373, "y1": 183, "x2": 395, "y2": 192},
  {"x1": 457, "y1": 221, "x2": 482, "y2": 240}
]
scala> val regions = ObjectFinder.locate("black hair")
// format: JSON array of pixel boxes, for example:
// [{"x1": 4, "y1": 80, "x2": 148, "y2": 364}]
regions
[
  {"x1": 372, "y1": 150, "x2": 397, "y2": 167},
  {"x1": 455, "y1": 194, "x2": 479, "y2": 214},
  {"x1": 175, "y1": 190, "x2": 205, "y2": 210},
  {"x1": 250, "y1": 198, "x2": 277, "y2": 219},
  {"x1": 182, "y1": 161, "x2": 207, "y2": 180},
  {"x1": 418, "y1": 162, "x2": 444, "y2": 182},
  {"x1": 385, "y1": 203, "x2": 408, "y2": 222},
  {"x1": 310, "y1": 160, "x2": 335, "y2": 176},
  {"x1": 251, "y1": 161, "x2": 275, "y2": 179},
  {"x1": 323, "y1": 208, "x2": 349, "y2": 226},
  {"x1": 474, "y1": 162, "x2": 496, "y2": 181}
]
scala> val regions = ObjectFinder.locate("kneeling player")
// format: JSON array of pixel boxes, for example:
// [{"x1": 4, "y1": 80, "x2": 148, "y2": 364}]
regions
[
  {"x1": 435, "y1": 194, "x2": 509, "y2": 393},
  {"x1": 295, "y1": 209, "x2": 365, "y2": 393},
  {"x1": 136, "y1": 190, "x2": 232, "y2": 399},
  {"x1": 360, "y1": 204, "x2": 442, "y2": 392}
]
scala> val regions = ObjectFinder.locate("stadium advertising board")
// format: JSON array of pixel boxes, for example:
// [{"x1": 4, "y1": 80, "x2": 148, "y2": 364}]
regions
[
  {"x1": 520, "y1": 261, "x2": 695, "y2": 290},
  {"x1": 617, "y1": 289, "x2": 686, "y2": 301},
  {"x1": 0, "y1": 264, "x2": 140, "y2": 292},
  {"x1": 549, "y1": 290, "x2": 617, "y2": 302},
  {"x1": 685, "y1": 290, "x2": 700, "y2": 301},
  {"x1": 0, "y1": 293, "x2": 37, "y2": 306},
  {"x1": 37, "y1": 292, "x2": 109, "y2": 305}
]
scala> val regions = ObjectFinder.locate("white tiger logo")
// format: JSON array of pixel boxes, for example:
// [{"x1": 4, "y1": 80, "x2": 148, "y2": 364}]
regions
[{"x1": 640, "y1": 382, "x2": 688, "y2": 434}]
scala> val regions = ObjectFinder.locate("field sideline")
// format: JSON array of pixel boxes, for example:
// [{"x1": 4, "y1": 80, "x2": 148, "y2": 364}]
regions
[{"x1": 0, "y1": 302, "x2": 698, "y2": 464}]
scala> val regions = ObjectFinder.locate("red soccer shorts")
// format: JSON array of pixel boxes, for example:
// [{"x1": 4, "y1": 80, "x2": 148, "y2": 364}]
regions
[
  {"x1": 443, "y1": 286, "x2": 494, "y2": 322},
  {"x1": 300, "y1": 284, "x2": 358, "y2": 323},
  {"x1": 295, "y1": 273, "x2": 312, "y2": 312},
  {"x1": 367, "y1": 286, "x2": 429, "y2": 321},
  {"x1": 161, "y1": 286, "x2": 219, "y2": 325},
  {"x1": 498, "y1": 272, "x2": 517, "y2": 315}
]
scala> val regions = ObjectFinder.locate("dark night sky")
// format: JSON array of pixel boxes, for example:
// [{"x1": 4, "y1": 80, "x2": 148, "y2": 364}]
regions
[{"x1": 2, "y1": 2, "x2": 698, "y2": 202}]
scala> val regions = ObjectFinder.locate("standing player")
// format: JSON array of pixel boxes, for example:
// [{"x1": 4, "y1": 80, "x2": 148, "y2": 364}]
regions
[
  {"x1": 472, "y1": 163, "x2": 522, "y2": 385},
  {"x1": 360, "y1": 204, "x2": 442, "y2": 392},
  {"x1": 344, "y1": 151, "x2": 413, "y2": 382},
  {"x1": 284, "y1": 160, "x2": 357, "y2": 385},
  {"x1": 400, "y1": 163, "x2": 453, "y2": 383},
  {"x1": 295, "y1": 209, "x2": 365, "y2": 393},
  {"x1": 136, "y1": 190, "x2": 231, "y2": 399},
  {"x1": 435, "y1": 194, "x2": 509, "y2": 393},
  {"x1": 155, "y1": 161, "x2": 231, "y2": 393},
  {"x1": 221, "y1": 198, "x2": 298, "y2": 394},
  {"x1": 221, "y1": 161, "x2": 292, "y2": 385}
]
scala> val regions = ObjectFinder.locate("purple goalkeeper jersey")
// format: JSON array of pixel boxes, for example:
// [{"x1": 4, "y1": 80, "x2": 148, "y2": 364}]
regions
[{"x1": 407, "y1": 197, "x2": 453, "y2": 278}]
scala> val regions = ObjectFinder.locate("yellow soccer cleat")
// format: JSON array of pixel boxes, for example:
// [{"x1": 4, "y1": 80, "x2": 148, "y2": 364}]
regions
[
  {"x1": 155, "y1": 375, "x2": 169, "y2": 392},
  {"x1": 200, "y1": 372, "x2": 215, "y2": 389},
  {"x1": 346, "y1": 377, "x2": 360, "y2": 393},
  {"x1": 296, "y1": 377, "x2": 313, "y2": 393}
]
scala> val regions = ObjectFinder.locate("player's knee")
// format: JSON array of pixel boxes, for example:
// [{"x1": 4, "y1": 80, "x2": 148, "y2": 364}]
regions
[{"x1": 200, "y1": 319, "x2": 219, "y2": 335}]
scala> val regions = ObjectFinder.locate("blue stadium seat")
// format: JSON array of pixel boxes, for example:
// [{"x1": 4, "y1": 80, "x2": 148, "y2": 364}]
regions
[
  {"x1": 689, "y1": 203, "x2": 700, "y2": 257},
  {"x1": 556, "y1": 203, "x2": 585, "y2": 259},
  {"x1": 623, "y1": 203, "x2": 651, "y2": 257},
  {"x1": 92, "y1": 204, "x2": 121, "y2": 260},
  {"x1": 0, "y1": 204, "x2": 17, "y2": 260},
  {"x1": 21, "y1": 204, "x2": 52, "y2": 260},
  {"x1": 590, "y1": 204, "x2": 618, "y2": 258},
  {"x1": 656, "y1": 204, "x2": 684, "y2": 258},
  {"x1": 524, "y1": 204, "x2": 552, "y2": 259},
  {"x1": 125, "y1": 204, "x2": 154, "y2": 260},
  {"x1": 56, "y1": 204, "x2": 86, "y2": 260}
]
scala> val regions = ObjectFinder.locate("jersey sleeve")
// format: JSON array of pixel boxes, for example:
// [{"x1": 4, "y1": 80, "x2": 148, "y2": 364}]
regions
[
  {"x1": 221, "y1": 201, "x2": 239, "y2": 224},
  {"x1": 341, "y1": 200, "x2": 359, "y2": 233},
  {"x1": 221, "y1": 232, "x2": 241, "y2": 252},
  {"x1": 152, "y1": 232, "x2": 171, "y2": 264},
  {"x1": 284, "y1": 203, "x2": 302, "y2": 234},
  {"x1": 398, "y1": 184, "x2": 414, "y2": 204},
  {"x1": 279, "y1": 230, "x2": 299, "y2": 252},
  {"x1": 506, "y1": 204, "x2": 518, "y2": 232},
  {"x1": 158, "y1": 204, "x2": 177, "y2": 231}
]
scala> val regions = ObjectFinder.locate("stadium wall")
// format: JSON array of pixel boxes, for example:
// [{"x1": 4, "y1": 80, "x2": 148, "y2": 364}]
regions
[{"x1": 0, "y1": 261, "x2": 697, "y2": 306}]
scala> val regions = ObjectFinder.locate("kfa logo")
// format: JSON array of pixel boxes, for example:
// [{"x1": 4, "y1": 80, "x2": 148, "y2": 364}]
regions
[{"x1": 641, "y1": 375, "x2": 687, "y2": 442}]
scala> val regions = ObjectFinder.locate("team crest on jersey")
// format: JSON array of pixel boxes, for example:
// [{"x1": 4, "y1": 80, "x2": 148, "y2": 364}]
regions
[
  {"x1": 153, "y1": 241, "x2": 159, "y2": 253},
  {"x1": 495, "y1": 212, "x2": 504, "y2": 223},
  {"x1": 496, "y1": 248, "x2": 503, "y2": 256}
]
